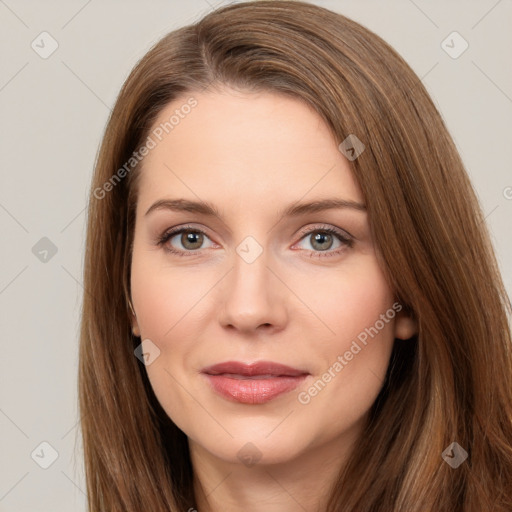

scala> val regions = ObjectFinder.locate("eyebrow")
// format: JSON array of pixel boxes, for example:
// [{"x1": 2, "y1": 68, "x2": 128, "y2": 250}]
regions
[{"x1": 145, "y1": 198, "x2": 366, "y2": 218}]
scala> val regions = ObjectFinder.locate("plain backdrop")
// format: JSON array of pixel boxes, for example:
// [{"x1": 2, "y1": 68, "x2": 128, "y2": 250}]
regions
[{"x1": 1, "y1": 1, "x2": 511, "y2": 510}]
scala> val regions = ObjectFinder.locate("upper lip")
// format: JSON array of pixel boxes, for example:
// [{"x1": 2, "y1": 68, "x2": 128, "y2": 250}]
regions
[{"x1": 202, "y1": 361, "x2": 309, "y2": 377}]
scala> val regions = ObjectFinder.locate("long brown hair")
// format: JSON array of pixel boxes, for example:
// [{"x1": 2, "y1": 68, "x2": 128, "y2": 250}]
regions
[{"x1": 79, "y1": 1, "x2": 512, "y2": 510}]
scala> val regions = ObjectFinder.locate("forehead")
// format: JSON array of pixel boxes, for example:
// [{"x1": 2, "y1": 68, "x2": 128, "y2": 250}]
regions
[{"x1": 136, "y1": 89, "x2": 363, "y2": 212}]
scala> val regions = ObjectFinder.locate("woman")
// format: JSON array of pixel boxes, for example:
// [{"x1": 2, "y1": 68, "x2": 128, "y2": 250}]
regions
[{"x1": 79, "y1": 1, "x2": 512, "y2": 510}]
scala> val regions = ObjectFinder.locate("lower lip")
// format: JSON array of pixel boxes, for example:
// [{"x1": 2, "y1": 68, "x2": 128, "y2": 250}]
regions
[{"x1": 202, "y1": 374, "x2": 308, "y2": 404}]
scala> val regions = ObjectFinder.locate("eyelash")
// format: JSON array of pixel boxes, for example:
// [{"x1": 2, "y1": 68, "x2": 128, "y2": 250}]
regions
[{"x1": 156, "y1": 224, "x2": 354, "y2": 259}]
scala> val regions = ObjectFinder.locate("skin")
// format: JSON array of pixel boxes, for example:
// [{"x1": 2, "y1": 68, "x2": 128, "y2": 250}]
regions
[{"x1": 130, "y1": 87, "x2": 417, "y2": 512}]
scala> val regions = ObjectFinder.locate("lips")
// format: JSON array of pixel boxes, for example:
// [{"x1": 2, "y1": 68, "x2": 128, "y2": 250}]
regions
[
  {"x1": 201, "y1": 361, "x2": 309, "y2": 404},
  {"x1": 202, "y1": 361, "x2": 308, "y2": 377}
]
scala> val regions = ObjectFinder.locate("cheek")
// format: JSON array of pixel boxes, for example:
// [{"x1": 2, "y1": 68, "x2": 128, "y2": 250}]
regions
[
  {"x1": 339, "y1": 277, "x2": 393, "y2": 340},
  {"x1": 306, "y1": 254, "x2": 395, "y2": 346},
  {"x1": 307, "y1": 268, "x2": 396, "y2": 419},
  {"x1": 341, "y1": 259, "x2": 396, "y2": 357},
  {"x1": 130, "y1": 250, "x2": 208, "y2": 434},
  {"x1": 130, "y1": 249, "x2": 208, "y2": 340},
  {"x1": 296, "y1": 256, "x2": 397, "y2": 415}
]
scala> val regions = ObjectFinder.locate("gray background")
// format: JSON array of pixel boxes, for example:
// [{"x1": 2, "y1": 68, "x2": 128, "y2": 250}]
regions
[{"x1": 1, "y1": 0, "x2": 511, "y2": 510}]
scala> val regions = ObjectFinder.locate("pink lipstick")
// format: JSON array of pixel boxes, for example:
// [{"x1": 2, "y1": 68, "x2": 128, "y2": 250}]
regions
[{"x1": 201, "y1": 361, "x2": 309, "y2": 404}]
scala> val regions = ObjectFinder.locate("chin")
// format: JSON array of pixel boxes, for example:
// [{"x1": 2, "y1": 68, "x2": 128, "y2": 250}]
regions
[{"x1": 192, "y1": 426, "x2": 311, "y2": 467}]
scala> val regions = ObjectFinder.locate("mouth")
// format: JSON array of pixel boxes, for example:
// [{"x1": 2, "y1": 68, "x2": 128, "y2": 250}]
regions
[{"x1": 201, "y1": 361, "x2": 310, "y2": 404}]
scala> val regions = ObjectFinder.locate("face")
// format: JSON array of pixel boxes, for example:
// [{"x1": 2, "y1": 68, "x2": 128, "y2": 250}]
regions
[{"x1": 130, "y1": 88, "x2": 416, "y2": 467}]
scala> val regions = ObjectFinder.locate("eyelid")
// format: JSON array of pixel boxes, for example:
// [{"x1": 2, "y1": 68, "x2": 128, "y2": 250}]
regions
[{"x1": 294, "y1": 223, "x2": 354, "y2": 242}]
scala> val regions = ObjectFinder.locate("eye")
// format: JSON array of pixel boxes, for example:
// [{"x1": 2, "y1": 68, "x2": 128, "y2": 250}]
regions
[
  {"x1": 157, "y1": 224, "x2": 354, "y2": 258},
  {"x1": 293, "y1": 225, "x2": 354, "y2": 258},
  {"x1": 157, "y1": 225, "x2": 214, "y2": 257}
]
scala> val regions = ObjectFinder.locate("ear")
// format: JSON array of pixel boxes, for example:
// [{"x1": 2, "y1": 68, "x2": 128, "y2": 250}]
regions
[
  {"x1": 131, "y1": 317, "x2": 141, "y2": 337},
  {"x1": 393, "y1": 308, "x2": 418, "y2": 340},
  {"x1": 128, "y1": 299, "x2": 141, "y2": 337}
]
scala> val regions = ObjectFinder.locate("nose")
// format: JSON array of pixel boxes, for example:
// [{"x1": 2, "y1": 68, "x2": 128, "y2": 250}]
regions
[{"x1": 217, "y1": 247, "x2": 288, "y2": 334}]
